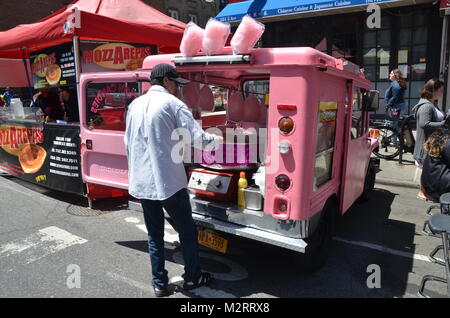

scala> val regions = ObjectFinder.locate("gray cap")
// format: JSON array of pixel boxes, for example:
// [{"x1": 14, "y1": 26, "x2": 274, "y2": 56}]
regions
[{"x1": 150, "y1": 63, "x2": 189, "y2": 84}]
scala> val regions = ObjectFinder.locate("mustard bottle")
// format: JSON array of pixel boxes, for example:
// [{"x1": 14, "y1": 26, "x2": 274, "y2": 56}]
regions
[{"x1": 238, "y1": 171, "x2": 248, "y2": 209}]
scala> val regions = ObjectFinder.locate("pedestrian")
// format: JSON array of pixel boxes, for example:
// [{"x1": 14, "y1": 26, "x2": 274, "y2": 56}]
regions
[
  {"x1": 124, "y1": 63, "x2": 222, "y2": 297},
  {"x1": 412, "y1": 78, "x2": 445, "y2": 200},
  {"x1": 385, "y1": 68, "x2": 407, "y2": 120},
  {"x1": 3, "y1": 87, "x2": 17, "y2": 106},
  {"x1": 59, "y1": 87, "x2": 79, "y2": 122},
  {"x1": 421, "y1": 127, "x2": 450, "y2": 202}
]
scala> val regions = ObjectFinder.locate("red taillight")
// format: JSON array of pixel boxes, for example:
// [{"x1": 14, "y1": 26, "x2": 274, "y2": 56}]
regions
[
  {"x1": 275, "y1": 174, "x2": 291, "y2": 191},
  {"x1": 278, "y1": 117, "x2": 294, "y2": 134}
]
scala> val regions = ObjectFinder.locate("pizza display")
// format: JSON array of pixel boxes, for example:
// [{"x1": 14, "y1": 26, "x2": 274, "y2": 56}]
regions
[
  {"x1": 45, "y1": 64, "x2": 62, "y2": 85},
  {"x1": 18, "y1": 144, "x2": 47, "y2": 174}
]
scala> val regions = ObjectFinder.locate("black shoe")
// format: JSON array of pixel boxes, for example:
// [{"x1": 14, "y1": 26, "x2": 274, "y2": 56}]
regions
[
  {"x1": 183, "y1": 272, "x2": 213, "y2": 291},
  {"x1": 153, "y1": 284, "x2": 171, "y2": 297}
]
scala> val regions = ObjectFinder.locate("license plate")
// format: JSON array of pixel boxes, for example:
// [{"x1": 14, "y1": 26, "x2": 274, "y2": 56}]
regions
[{"x1": 197, "y1": 229, "x2": 228, "y2": 254}]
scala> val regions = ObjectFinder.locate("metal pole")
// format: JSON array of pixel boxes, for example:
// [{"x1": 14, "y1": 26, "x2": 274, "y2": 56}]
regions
[
  {"x1": 440, "y1": 15, "x2": 449, "y2": 113},
  {"x1": 72, "y1": 36, "x2": 81, "y2": 102}
]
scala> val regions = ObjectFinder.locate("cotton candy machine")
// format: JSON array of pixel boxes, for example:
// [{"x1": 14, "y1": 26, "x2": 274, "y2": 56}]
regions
[{"x1": 195, "y1": 125, "x2": 260, "y2": 170}]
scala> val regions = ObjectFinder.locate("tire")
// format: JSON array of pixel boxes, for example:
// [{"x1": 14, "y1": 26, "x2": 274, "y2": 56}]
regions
[
  {"x1": 295, "y1": 199, "x2": 337, "y2": 272},
  {"x1": 358, "y1": 164, "x2": 376, "y2": 202},
  {"x1": 372, "y1": 125, "x2": 401, "y2": 160}
]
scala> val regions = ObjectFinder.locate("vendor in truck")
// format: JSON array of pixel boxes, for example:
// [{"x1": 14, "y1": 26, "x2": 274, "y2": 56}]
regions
[
  {"x1": 59, "y1": 87, "x2": 79, "y2": 122},
  {"x1": 34, "y1": 88, "x2": 64, "y2": 121}
]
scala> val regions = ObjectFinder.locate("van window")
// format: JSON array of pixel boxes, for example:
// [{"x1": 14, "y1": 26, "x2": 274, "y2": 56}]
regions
[
  {"x1": 351, "y1": 87, "x2": 365, "y2": 139},
  {"x1": 86, "y1": 82, "x2": 140, "y2": 131},
  {"x1": 243, "y1": 80, "x2": 270, "y2": 104},
  {"x1": 314, "y1": 101, "x2": 338, "y2": 189}
]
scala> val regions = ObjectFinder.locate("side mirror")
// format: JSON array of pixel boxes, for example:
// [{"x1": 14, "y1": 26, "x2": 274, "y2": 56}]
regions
[{"x1": 362, "y1": 90, "x2": 379, "y2": 112}]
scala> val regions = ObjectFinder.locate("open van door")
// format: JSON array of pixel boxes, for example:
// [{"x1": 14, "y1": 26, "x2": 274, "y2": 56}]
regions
[
  {"x1": 79, "y1": 71, "x2": 149, "y2": 190},
  {"x1": 340, "y1": 83, "x2": 373, "y2": 212}
]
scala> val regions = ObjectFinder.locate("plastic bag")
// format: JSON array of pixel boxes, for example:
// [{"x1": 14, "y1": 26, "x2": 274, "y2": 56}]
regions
[
  {"x1": 202, "y1": 18, "x2": 231, "y2": 55},
  {"x1": 252, "y1": 166, "x2": 265, "y2": 197},
  {"x1": 180, "y1": 22, "x2": 205, "y2": 57},
  {"x1": 230, "y1": 15, "x2": 265, "y2": 54}
]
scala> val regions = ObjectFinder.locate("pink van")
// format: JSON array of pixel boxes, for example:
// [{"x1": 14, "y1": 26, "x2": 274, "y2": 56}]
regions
[{"x1": 79, "y1": 47, "x2": 380, "y2": 270}]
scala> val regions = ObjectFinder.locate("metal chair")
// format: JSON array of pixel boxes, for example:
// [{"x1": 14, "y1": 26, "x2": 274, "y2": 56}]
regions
[
  {"x1": 422, "y1": 193, "x2": 450, "y2": 236},
  {"x1": 418, "y1": 213, "x2": 450, "y2": 298}
]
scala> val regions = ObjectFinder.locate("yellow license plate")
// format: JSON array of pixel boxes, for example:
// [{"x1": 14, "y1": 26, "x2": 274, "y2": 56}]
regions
[{"x1": 197, "y1": 230, "x2": 228, "y2": 254}]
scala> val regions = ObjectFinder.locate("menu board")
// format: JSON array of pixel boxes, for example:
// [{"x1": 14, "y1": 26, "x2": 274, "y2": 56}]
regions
[
  {"x1": 80, "y1": 40, "x2": 157, "y2": 73},
  {"x1": 30, "y1": 42, "x2": 76, "y2": 89},
  {"x1": 0, "y1": 120, "x2": 84, "y2": 194}
]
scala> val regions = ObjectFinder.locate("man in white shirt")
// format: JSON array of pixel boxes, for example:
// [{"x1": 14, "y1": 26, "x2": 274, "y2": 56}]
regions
[{"x1": 124, "y1": 63, "x2": 221, "y2": 297}]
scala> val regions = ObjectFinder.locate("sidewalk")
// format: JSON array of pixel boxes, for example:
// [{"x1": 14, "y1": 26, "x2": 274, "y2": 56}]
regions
[{"x1": 374, "y1": 152, "x2": 421, "y2": 189}]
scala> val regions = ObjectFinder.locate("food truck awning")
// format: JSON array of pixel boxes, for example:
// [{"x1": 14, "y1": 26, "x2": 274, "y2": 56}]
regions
[
  {"x1": 0, "y1": 0, "x2": 185, "y2": 59},
  {"x1": 216, "y1": 0, "x2": 434, "y2": 23},
  {"x1": 0, "y1": 59, "x2": 31, "y2": 87}
]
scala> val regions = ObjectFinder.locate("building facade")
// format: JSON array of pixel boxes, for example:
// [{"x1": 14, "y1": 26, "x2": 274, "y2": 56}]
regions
[
  {"x1": 164, "y1": 0, "x2": 219, "y2": 27},
  {"x1": 217, "y1": 0, "x2": 446, "y2": 115}
]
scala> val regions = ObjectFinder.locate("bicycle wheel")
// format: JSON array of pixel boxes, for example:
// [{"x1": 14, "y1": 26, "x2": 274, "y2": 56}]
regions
[{"x1": 372, "y1": 125, "x2": 401, "y2": 159}]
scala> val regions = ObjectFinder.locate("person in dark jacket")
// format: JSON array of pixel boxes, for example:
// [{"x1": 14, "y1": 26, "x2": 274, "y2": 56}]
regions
[
  {"x1": 34, "y1": 88, "x2": 64, "y2": 121},
  {"x1": 59, "y1": 87, "x2": 79, "y2": 122},
  {"x1": 385, "y1": 69, "x2": 407, "y2": 114},
  {"x1": 421, "y1": 128, "x2": 450, "y2": 202},
  {"x1": 412, "y1": 78, "x2": 445, "y2": 200}
]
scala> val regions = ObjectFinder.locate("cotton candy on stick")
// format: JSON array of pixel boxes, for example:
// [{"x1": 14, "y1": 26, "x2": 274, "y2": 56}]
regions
[
  {"x1": 230, "y1": 15, "x2": 265, "y2": 54},
  {"x1": 202, "y1": 19, "x2": 231, "y2": 55},
  {"x1": 180, "y1": 22, "x2": 204, "y2": 57}
]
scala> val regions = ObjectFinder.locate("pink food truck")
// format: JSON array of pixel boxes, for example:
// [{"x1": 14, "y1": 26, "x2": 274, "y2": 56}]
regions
[{"x1": 79, "y1": 46, "x2": 380, "y2": 270}]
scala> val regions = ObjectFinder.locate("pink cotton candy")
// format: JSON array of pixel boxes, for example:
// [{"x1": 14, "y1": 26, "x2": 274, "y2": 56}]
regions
[
  {"x1": 182, "y1": 82, "x2": 200, "y2": 109},
  {"x1": 180, "y1": 22, "x2": 204, "y2": 57},
  {"x1": 227, "y1": 92, "x2": 244, "y2": 122},
  {"x1": 198, "y1": 85, "x2": 214, "y2": 112},
  {"x1": 202, "y1": 19, "x2": 231, "y2": 55},
  {"x1": 230, "y1": 15, "x2": 265, "y2": 54},
  {"x1": 242, "y1": 95, "x2": 260, "y2": 122}
]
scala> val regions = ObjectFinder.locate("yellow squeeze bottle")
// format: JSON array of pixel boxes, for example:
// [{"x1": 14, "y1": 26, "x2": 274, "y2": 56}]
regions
[{"x1": 238, "y1": 172, "x2": 248, "y2": 208}]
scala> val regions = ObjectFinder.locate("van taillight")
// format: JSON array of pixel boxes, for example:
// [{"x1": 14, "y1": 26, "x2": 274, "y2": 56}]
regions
[
  {"x1": 278, "y1": 117, "x2": 294, "y2": 134},
  {"x1": 276, "y1": 174, "x2": 291, "y2": 191}
]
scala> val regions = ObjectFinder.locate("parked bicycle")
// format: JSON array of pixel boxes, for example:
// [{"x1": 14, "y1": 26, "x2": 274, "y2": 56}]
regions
[{"x1": 370, "y1": 107, "x2": 416, "y2": 160}]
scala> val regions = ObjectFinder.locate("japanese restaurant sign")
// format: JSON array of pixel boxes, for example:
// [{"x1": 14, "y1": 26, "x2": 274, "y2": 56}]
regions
[
  {"x1": 80, "y1": 40, "x2": 157, "y2": 73},
  {"x1": 30, "y1": 42, "x2": 76, "y2": 89}
]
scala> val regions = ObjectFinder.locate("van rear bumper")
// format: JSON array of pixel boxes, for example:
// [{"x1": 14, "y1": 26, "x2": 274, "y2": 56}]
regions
[{"x1": 191, "y1": 212, "x2": 307, "y2": 253}]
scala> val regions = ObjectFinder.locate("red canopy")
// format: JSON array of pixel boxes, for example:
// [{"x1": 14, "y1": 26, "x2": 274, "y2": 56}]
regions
[{"x1": 0, "y1": 0, "x2": 186, "y2": 59}]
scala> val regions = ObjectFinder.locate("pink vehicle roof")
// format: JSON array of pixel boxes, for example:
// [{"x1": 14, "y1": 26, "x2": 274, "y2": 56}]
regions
[{"x1": 142, "y1": 46, "x2": 368, "y2": 83}]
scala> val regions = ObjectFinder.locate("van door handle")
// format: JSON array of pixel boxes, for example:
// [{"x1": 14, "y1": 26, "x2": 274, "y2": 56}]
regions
[{"x1": 86, "y1": 139, "x2": 93, "y2": 150}]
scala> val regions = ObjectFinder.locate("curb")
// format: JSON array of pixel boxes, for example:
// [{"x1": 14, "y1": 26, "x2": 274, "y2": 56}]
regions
[{"x1": 375, "y1": 177, "x2": 419, "y2": 189}]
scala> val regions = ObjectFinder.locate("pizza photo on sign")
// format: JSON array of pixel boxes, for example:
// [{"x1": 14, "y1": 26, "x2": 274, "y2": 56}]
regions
[
  {"x1": 45, "y1": 64, "x2": 62, "y2": 85},
  {"x1": 18, "y1": 144, "x2": 47, "y2": 174}
]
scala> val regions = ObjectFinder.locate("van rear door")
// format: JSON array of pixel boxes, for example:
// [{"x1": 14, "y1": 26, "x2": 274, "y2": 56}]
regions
[
  {"x1": 79, "y1": 72, "x2": 148, "y2": 189},
  {"x1": 340, "y1": 84, "x2": 372, "y2": 212}
]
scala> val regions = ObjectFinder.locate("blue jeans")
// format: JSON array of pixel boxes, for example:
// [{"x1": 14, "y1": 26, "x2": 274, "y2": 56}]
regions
[{"x1": 141, "y1": 188, "x2": 201, "y2": 289}]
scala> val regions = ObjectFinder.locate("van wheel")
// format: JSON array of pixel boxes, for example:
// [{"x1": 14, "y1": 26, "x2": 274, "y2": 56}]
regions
[
  {"x1": 295, "y1": 200, "x2": 337, "y2": 272},
  {"x1": 358, "y1": 165, "x2": 376, "y2": 202}
]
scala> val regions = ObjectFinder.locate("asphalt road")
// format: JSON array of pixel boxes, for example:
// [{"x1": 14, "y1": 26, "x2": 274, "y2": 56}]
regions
[{"x1": 0, "y1": 174, "x2": 448, "y2": 298}]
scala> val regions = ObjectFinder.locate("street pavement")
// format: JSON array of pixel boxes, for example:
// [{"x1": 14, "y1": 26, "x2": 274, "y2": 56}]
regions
[{"x1": 0, "y1": 159, "x2": 449, "y2": 298}]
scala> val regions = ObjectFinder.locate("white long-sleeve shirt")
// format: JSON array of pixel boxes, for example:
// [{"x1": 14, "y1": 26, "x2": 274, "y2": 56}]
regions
[{"x1": 124, "y1": 85, "x2": 218, "y2": 200}]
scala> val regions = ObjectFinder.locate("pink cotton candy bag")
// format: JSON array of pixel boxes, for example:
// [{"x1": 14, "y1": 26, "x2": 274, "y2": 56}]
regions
[
  {"x1": 180, "y1": 22, "x2": 204, "y2": 57},
  {"x1": 202, "y1": 18, "x2": 231, "y2": 55},
  {"x1": 230, "y1": 15, "x2": 265, "y2": 54}
]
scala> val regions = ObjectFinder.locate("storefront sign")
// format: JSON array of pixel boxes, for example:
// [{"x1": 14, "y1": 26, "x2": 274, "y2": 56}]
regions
[
  {"x1": 0, "y1": 120, "x2": 84, "y2": 194},
  {"x1": 80, "y1": 40, "x2": 157, "y2": 73},
  {"x1": 30, "y1": 42, "x2": 76, "y2": 89},
  {"x1": 217, "y1": 0, "x2": 399, "y2": 22}
]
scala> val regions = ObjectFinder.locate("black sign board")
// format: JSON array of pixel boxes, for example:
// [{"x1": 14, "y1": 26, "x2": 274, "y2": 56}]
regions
[
  {"x1": 0, "y1": 120, "x2": 84, "y2": 195},
  {"x1": 30, "y1": 42, "x2": 76, "y2": 89}
]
